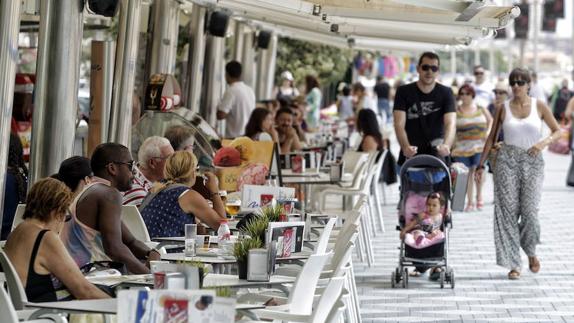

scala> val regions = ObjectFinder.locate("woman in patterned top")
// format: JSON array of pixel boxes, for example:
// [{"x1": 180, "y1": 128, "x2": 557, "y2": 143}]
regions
[
  {"x1": 451, "y1": 84, "x2": 492, "y2": 212},
  {"x1": 140, "y1": 151, "x2": 225, "y2": 238}
]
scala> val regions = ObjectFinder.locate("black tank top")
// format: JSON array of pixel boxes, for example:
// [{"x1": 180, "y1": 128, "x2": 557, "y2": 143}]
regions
[{"x1": 25, "y1": 230, "x2": 57, "y2": 302}]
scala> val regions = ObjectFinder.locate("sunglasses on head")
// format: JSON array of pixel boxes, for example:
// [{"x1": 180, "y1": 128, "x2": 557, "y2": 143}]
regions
[
  {"x1": 493, "y1": 90, "x2": 507, "y2": 95},
  {"x1": 509, "y1": 80, "x2": 527, "y2": 87},
  {"x1": 421, "y1": 64, "x2": 439, "y2": 72}
]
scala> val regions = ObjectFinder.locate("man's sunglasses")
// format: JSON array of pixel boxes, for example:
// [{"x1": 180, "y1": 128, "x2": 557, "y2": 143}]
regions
[
  {"x1": 509, "y1": 80, "x2": 527, "y2": 87},
  {"x1": 421, "y1": 64, "x2": 439, "y2": 72},
  {"x1": 110, "y1": 160, "x2": 136, "y2": 173}
]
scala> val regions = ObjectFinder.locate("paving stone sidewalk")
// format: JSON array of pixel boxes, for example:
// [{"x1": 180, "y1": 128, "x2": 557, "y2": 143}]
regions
[{"x1": 354, "y1": 150, "x2": 574, "y2": 323}]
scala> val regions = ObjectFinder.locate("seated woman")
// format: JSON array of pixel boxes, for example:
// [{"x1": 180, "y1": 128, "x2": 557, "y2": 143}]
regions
[
  {"x1": 245, "y1": 107, "x2": 279, "y2": 142},
  {"x1": 356, "y1": 108, "x2": 387, "y2": 154},
  {"x1": 4, "y1": 178, "x2": 109, "y2": 302},
  {"x1": 140, "y1": 151, "x2": 225, "y2": 238},
  {"x1": 52, "y1": 156, "x2": 93, "y2": 198}
]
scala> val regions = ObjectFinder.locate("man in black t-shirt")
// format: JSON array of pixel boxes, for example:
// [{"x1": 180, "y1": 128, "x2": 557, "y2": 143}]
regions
[{"x1": 393, "y1": 52, "x2": 456, "y2": 165}]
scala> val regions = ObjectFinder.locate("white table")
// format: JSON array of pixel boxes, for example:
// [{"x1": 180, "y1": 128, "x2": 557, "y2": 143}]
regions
[
  {"x1": 25, "y1": 297, "x2": 265, "y2": 318},
  {"x1": 203, "y1": 274, "x2": 295, "y2": 289}
]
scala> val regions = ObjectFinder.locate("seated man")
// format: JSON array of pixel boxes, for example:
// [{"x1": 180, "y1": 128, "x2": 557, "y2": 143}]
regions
[
  {"x1": 123, "y1": 136, "x2": 174, "y2": 206},
  {"x1": 61, "y1": 143, "x2": 160, "y2": 274},
  {"x1": 275, "y1": 108, "x2": 302, "y2": 154}
]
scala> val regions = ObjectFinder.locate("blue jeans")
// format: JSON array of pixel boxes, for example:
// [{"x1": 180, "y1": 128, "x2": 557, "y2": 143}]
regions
[{"x1": 378, "y1": 98, "x2": 392, "y2": 124}]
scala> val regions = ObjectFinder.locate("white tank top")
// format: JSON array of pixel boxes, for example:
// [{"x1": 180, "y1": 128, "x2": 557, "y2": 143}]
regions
[{"x1": 502, "y1": 98, "x2": 542, "y2": 149}]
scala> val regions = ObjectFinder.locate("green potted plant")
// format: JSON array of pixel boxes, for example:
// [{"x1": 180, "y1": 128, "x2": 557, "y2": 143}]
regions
[
  {"x1": 258, "y1": 204, "x2": 284, "y2": 222},
  {"x1": 233, "y1": 237, "x2": 262, "y2": 279}
]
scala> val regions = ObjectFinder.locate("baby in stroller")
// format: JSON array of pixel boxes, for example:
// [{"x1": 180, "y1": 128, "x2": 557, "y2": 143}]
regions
[{"x1": 400, "y1": 192, "x2": 445, "y2": 248}]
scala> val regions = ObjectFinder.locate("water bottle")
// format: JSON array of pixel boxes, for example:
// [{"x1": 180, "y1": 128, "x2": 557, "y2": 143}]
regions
[{"x1": 217, "y1": 220, "x2": 231, "y2": 242}]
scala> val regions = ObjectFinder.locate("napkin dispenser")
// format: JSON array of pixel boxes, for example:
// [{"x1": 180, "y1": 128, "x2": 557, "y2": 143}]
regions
[
  {"x1": 247, "y1": 242, "x2": 276, "y2": 281},
  {"x1": 329, "y1": 161, "x2": 344, "y2": 181}
]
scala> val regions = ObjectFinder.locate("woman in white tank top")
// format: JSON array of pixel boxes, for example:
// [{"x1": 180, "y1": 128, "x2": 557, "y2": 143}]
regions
[{"x1": 475, "y1": 68, "x2": 561, "y2": 280}]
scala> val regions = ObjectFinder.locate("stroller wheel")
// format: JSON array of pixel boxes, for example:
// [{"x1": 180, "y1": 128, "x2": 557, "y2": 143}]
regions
[
  {"x1": 403, "y1": 268, "x2": 409, "y2": 288},
  {"x1": 449, "y1": 270, "x2": 455, "y2": 289},
  {"x1": 391, "y1": 271, "x2": 396, "y2": 288},
  {"x1": 440, "y1": 271, "x2": 445, "y2": 289}
]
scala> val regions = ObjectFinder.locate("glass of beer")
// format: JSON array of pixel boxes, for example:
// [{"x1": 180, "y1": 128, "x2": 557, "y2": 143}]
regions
[{"x1": 225, "y1": 199, "x2": 241, "y2": 219}]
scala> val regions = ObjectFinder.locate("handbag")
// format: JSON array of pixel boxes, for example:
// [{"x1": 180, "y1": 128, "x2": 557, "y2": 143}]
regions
[
  {"x1": 487, "y1": 104, "x2": 504, "y2": 169},
  {"x1": 548, "y1": 121, "x2": 571, "y2": 155}
]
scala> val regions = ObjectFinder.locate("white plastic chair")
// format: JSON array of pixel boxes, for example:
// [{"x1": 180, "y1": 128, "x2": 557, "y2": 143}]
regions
[
  {"x1": 0, "y1": 250, "x2": 27, "y2": 310},
  {"x1": 10, "y1": 204, "x2": 26, "y2": 232},
  {"x1": 121, "y1": 205, "x2": 163, "y2": 252},
  {"x1": 239, "y1": 252, "x2": 332, "y2": 316},
  {"x1": 245, "y1": 276, "x2": 346, "y2": 323},
  {"x1": 121, "y1": 205, "x2": 151, "y2": 242},
  {"x1": 0, "y1": 288, "x2": 67, "y2": 323},
  {"x1": 317, "y1": 153, "x2": 377, "y2": 267}
]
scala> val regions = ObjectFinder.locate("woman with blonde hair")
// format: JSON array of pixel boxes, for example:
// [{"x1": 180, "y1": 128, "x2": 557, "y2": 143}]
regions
[
  {"x1": 4, "y1": 178, "x2": 109, "y2": 302},
  {"x1": 140, "y1": 151, "x2": 225, "y2": 238}
]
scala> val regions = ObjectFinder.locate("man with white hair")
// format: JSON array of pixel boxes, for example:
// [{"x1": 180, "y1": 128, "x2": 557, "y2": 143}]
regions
[{"x1": 122, "y1": 136, "x2": 174, "y2": 206}]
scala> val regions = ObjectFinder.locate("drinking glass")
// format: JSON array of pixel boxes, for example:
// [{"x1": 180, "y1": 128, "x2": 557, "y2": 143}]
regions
[{"x1": 184, "y1": 224, "x2": 198, "y2": 257}]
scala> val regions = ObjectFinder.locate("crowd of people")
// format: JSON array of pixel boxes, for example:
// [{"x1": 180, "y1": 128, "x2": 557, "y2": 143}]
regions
[{"x1": 1, "y1": 50, "x2": 571, "y2": 305}]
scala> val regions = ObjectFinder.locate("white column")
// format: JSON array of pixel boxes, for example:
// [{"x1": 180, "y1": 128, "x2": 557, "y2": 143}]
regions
[
  {"x1": 184, "y1": 4, "x2": 207, "y2": 113},
  {"x1": 241, "y1": 27, "x2": 257, "y2": 90},
  {"x1": 532, "y1": 0, "x2": 540, "y2": 72},
  {"x1": 108, "y1": 0, "x2": 142, "y2": 146},
  {"x1": 149, "y1": 0, "x2": 179, "y2": 74},
  {"x1": 0, "y1": 0, "x2": 22, "y2": 227},
  {"x1": 30, "y1": 0, "x2": 83, "y2": 183}
]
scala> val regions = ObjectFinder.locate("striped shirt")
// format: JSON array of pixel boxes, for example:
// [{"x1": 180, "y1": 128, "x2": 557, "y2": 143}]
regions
[
  {"x1": 122, "y1": 167, "x2": 152, "y2": 207},
  {"x1": 452, "y1": 107, "x2": 488, "y2": 157}
]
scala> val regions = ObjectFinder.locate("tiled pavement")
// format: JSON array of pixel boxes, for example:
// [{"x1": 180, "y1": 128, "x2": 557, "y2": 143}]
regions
[{"x1": 354, "y1": 150, "x2": 574, "y2": 323}]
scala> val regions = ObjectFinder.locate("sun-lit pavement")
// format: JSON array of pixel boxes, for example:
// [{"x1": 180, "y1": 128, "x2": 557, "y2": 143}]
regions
[{"x1": 355, "y1": 149, "x2": 574, "y2": 322}]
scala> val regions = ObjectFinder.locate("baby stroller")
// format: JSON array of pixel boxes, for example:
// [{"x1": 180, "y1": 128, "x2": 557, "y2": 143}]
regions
[{"x1": 391, "y1": 155, "x2": 454, "y2": 289}]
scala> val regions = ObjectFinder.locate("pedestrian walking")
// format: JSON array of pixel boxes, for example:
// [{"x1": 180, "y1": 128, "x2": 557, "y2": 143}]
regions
[
  {"x1": 475, "y1": 68, "x2": 561, "y2": 280},
  {"x1": 451, "y1": 84, "x2": 492, "y2": 212}
]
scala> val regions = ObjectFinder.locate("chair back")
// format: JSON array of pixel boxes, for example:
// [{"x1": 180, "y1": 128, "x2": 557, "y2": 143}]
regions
[
  {"x1": 331, "y1": 241, "x2": 356, "y2": 277},
  {"x1": 288, "y1": 252, "x2": 331, "y2": 315},
  {"x1": 311, "y1": 277, "x2": 346, "y2": 323},
  {"x1": 370, "y1": 150, "x2": 387, "y2": 185},
  {"x1": 315, "y1": 218, "x2": 337, "y2": 254},
  {"x1": 10, "y1": 204, "x2": 26, "y2": 232},
  {"x1": 341, "y1": 152, "x2": 369, "y2": 177},
  {"x1": 121, "y1": 205, "x2": 151, "y2": 242},
  {"x1": 0, "y1": 287, "x2": 18, "y2": 323},
  {"x1": 0, "y1": 251, "x2": 27, "y2": 310}
]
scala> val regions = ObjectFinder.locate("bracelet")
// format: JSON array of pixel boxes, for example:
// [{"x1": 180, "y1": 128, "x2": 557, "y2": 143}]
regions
[{"x1": 477, "y1": 165, "x2": 485, "y2": 170}]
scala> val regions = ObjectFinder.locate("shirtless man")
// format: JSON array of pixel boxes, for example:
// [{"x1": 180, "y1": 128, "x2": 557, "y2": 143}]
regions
[
  {"x1": 275, "y1": 108, "x2": 302, "y2": 153},
  {"x1": 61, "y1": 143, "x2": 160, "y2": 274}
]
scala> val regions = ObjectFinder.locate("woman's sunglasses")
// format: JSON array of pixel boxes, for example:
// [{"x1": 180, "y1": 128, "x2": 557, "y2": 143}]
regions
[{"x1": 509, "y1": 80, "x2": 527, "y2": 87}]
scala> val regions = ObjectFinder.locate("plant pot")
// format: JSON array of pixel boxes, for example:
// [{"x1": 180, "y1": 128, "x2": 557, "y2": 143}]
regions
[{"x1": 237, "y1": 258, "x2": 248, "y2": 279}]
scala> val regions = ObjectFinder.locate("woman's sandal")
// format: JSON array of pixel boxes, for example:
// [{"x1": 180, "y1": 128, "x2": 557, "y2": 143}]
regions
[
  {"x1": 508, "y1": 270, "x2": 520, "y2": 280},
  {"x1": 529, "y1": 256, "x2": 540, "y2": 273},
  {"x1": 464, "y1": 203, "x2": 475, "y2": 212},
  {"x1": 476, "y1": 200, "x2": 484, "y2": 211}
]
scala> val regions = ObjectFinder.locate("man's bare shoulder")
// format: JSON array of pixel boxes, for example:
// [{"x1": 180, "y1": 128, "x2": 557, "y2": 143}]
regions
[{"x1": 84, "y1": 184, "x2": 121, "y2": 204}]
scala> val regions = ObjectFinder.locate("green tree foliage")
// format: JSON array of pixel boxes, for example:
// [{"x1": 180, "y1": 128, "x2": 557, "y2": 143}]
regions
[{"x1": 275, "y1": 38, "x2": 352, "y2": 88}]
